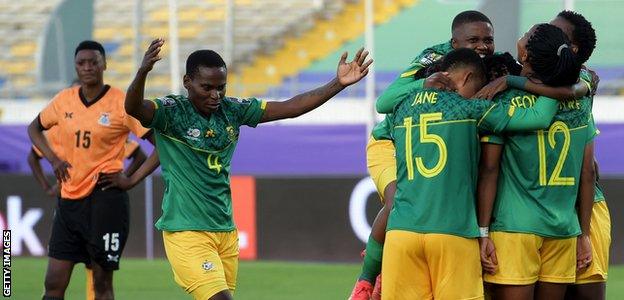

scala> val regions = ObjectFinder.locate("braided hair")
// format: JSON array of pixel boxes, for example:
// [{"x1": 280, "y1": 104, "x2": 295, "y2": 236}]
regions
[{"x1": 526, "y1": 23, "x2": 581, "y2": 86}]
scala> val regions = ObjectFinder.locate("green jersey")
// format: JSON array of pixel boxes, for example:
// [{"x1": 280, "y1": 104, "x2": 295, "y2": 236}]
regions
[
  {"x1": 148, "y1": 94, "x2": 265, "y2": 231},
  {"x1": 595, "y1": 183, "x2": 606, "y2": 202},
  {"x1": 376, "y1": 41, "x2": 452, "y2": 113},
  {"x1": 388, "y1": 89, "x2": 523, "y2": 238},
  {"x1": 371, "y1": 115, "x2": 393, "y2": 140},
  {"x1": 488, "y1": 92, "x2": 596, "y2": 238},
  {"x1": 580, "y1": 69, "x2": 606, "y2": 203}
]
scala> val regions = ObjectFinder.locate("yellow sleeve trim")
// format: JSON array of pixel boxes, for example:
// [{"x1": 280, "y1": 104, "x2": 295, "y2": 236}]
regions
[
  {"x1": 581, "y1": 78, "x2": 592, "y2": 93},
  {"x1": 260, "y1": 100, "x2": 267, "y2": 110},
  {"x1": 149, "y1": 98, "x2": 159, "y2": 109},
  {"x1": 400, "y1": 69, "x2": 418, "y2": 78},
  {"x1": 477, "y1": 103, "x2": 498, "y2": 127},
  {"x1": 480, "y1": 136, "x2": 490, "y2": 142}
]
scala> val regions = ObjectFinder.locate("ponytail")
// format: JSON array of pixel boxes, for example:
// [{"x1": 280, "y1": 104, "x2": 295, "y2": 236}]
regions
[{"x1": 526, "y1": 23, "x2": 581, "y2": 86}]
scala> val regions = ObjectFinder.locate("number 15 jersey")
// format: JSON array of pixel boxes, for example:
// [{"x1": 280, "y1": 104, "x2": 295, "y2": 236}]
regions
[{"x1": 39, "y1": 85, "x2": 150, "y2": 199}]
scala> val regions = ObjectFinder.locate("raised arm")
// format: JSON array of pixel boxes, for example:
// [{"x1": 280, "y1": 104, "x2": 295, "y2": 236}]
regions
[
  {"x1": 125, "y1": 38, "x2": 164, "y2": 126},
  {"x1": 260, "y1": 48, "x2": 372, "y2": 123}
]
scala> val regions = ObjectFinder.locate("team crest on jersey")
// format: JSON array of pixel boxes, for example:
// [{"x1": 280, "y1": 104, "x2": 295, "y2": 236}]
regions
[
  {"x1": 226, "y1": 126, "x2": 237, "y2": 141},
  {"x1": 98, "y1": 113, "x2": 111, "y2": 126},
  {"x1": 161, "y1": 97, "x2": 177, "y2": 107},
  {"x1": 419, "y1": 52, "x2": 442, "y2": 66},
  {"x1": 201, "y1": 261, "x2": 214, "y2": 272}
]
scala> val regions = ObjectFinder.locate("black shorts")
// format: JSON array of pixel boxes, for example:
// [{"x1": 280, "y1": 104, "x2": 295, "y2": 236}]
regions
[{"x1": 48, "y1": 185, "x2": 130, "y2": 271}]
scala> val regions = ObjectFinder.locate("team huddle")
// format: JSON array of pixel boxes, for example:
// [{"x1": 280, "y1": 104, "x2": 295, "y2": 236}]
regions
[
  {"x1": 25, "y1": 7, "x2": 608, "y2": 300},
  {"x1": 350, "y1": 10, "x2": 609, "y2": 300}
]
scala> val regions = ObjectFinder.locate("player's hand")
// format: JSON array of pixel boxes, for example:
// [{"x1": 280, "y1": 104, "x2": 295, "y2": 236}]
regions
[
  {"x1": 45, "y1": 183, "x2": 59, "y2": 198},
  {"x1": 576, "y1": 234, "x2": 592, "y2": 271},
  {"x1": 98, "y1": 172, "x2": 133, "y2": 191},
  {"x1": 583, "y1": 66, "x2": 600, "y2": 96},
  {"x1": 479, "y1": 237, "x2": 498, "y2": 274},
  {"x1": 336, "y1": 47, "x2": 373, "y2": 87},
  {"x1": 424, "y1": 72, "x2": 456, "y2": 91},
  {"x1": 51, "y1": 157, "x2": 72, "y2": 183},
  {"x1": 474, "y1": 76, "x2": 507, "y2": 100},
  {"x1": 139, "y1": 38, "x2": 164, "y2": 74}
]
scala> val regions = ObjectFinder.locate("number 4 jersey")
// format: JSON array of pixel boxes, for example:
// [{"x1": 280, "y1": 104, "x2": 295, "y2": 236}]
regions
[
  {"x1": 39, "y1": 85, "x2": 150, "y2": 199},
  {"x1": 388, "y1": 88, "x2": 558, "y2": 238},
  {"x1": 148, "y1": 94, "x2": 265, "y2": 232},
  {"x1": 487, "y1": 94, "x2": 596, "y2": 238}
]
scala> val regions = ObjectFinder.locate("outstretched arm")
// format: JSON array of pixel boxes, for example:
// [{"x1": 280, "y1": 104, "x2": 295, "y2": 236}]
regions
[
  {"x1": 125, "y1": 38, "x2": 164, "y2": 126},
  {"x1": 475, "y1": 75, "x2": 588, "y2": 100},
  {"x1": 260, "y1": 48, "x2": 372, "y2": 123}
]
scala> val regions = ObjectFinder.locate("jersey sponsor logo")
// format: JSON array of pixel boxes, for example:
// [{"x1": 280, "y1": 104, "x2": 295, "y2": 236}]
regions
[
  {"x1": 202, "y1": 261, "x2": 214, "y2": 271},
  {"x1": 98, "y1": 113, "x2": 111, "y2": 126},
  {"x1": 161, "y1": 97, "x2": 177, "y2": 107},
  {"x1": 64, "y1": 112, "x2": 73, "y2": 119},
  {"x1": 185, "y1": 128, "x2": 201, "y2": 141}
]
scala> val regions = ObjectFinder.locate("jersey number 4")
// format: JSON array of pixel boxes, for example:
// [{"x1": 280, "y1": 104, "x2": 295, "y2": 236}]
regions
[
  {"x1": 537, "y1": 121, "x2": 574, "y2": 186},
  {"x1": 403, "y1": 113, "x2": 448, "y2": 179}
]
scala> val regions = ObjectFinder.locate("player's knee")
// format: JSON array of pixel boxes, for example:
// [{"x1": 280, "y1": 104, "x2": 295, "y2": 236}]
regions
[
  {"x1": 92, "y1": 270, "x2": 114, "y2": 296},
  {"x1": 44, "y1": 273, "x2": 69, "y2": 294},
  {"x1": 208, "y1": 290, "x2": 233, "y2": 300}
]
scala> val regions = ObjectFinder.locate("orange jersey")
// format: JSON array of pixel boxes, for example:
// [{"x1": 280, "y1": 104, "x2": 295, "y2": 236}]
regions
[
  {"x1": 34, "y1": 133, "x2": 140, "y2": 161},
  {"x1": 123, "y1": 139, "x2": 140, "y2": 158},
  {"x1": 39, "y1": 85, "x2": 149, "y2": 199},
  {"x1": 32, "y1": 126, "x2": 63, "y2": 159}
]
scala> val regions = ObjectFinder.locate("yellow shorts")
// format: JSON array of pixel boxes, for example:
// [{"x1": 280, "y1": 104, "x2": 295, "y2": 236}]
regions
[
  {"x1": 484, "y1": 232, "x2": 576, "y2": 285},
  {"x1": 576, "y1": 201, "x2": 611, "y2": 284},
  {"x1": 163, "y1": 230, "x2": 239, "y2": 300},
  {"x1": 366, "y1": 137, "x2": 397, "y2": 204},
  {"x1": 382, "y1": 230, "x2": 484, "y2": 300}
]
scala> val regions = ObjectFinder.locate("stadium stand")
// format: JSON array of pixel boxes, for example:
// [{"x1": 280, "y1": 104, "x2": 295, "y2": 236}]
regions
[{"x1": 0, "y1": 0, "x2": 623, "y2": 99}]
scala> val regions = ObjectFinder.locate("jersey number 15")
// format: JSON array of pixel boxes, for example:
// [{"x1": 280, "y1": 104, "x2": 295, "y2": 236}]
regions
[{"x1": 404, "y1": 113, "x2": 448, "y2": 180}]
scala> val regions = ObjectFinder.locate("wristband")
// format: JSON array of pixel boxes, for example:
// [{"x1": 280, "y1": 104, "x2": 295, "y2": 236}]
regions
[
  {"x1": 506, "y1": 75, "x2": 528, "y2": 89},
  {"x1": 479, "y1": 227, "x2": 489, "y2": 238}
]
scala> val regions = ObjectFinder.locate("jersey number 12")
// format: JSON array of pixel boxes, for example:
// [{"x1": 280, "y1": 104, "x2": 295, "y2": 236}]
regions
[{"x1": 537, "y1": 121, "x2": 574, "y2": 186}]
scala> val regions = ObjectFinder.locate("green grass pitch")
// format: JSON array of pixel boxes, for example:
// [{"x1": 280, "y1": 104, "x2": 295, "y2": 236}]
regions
[{"x1": 10, "y1": 258, "x2": 624, "y2": 299}]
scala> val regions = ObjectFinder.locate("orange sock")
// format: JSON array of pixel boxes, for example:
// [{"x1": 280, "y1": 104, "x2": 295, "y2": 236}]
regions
[{"x1": 86, "y1": 267, "x2": 95, "y2": 300}]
